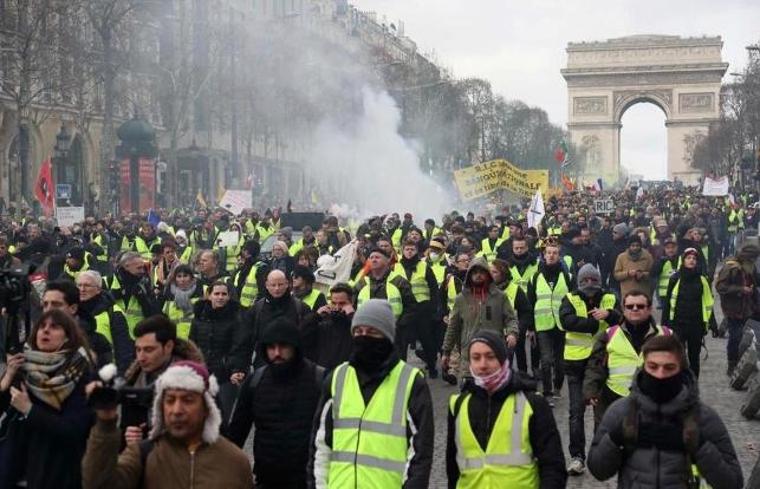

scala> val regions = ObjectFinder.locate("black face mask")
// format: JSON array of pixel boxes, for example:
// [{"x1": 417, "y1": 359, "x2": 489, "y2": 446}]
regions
[
  {"x1": 350, "y1": 336, "x2": 394, "y2": 371},
  {"x1": 638, "y1": 370, "x2": 684, "y2": 404}
]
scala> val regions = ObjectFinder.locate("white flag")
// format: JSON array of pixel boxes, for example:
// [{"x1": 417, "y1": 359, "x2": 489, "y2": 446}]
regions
[{"x1": 527, "y1": 189, "x2": 545, "y2": 230}]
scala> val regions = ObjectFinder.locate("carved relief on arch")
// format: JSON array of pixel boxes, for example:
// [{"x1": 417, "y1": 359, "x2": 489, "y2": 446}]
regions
[{"x1": 613, "y1": 89, "x2": 672, "y2": 121}]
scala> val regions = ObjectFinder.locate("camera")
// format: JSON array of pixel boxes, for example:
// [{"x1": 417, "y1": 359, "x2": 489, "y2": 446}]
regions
[{"x1": 89, "y1": 365, "x2": 154, "y2": 430}]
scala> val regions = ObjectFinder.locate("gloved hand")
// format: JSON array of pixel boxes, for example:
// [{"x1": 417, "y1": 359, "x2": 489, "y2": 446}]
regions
[{"x1": 637, "y1": 421, "x2": 685, "y2": 452}]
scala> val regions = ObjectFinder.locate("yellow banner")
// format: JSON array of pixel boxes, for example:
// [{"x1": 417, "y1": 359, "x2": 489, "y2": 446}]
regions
[{"x1": 454, "y1": 160, "x2": 549, "y2": 201}]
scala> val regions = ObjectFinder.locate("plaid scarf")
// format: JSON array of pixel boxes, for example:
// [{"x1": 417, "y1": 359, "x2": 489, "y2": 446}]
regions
[{"x1": 21, "y1": 346, "x2": 91, "y2": 411}]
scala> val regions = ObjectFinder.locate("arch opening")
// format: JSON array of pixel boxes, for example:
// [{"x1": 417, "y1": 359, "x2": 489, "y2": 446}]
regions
[{"x1": 620, "y1": 101, "x2": 668, "y2": 181}]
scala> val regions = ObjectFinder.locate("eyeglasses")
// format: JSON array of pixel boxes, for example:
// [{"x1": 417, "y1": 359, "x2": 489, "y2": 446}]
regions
[{"x1": 624, "y1": 303, "x2": 648, "y2": 311}]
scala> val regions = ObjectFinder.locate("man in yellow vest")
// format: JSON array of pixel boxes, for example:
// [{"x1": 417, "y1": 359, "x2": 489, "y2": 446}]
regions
[
  {"x1": 308, "y1": 299, "x2": 434, "y2": 488},
  {"x1": 558, "y1": 264, "x2": 621, "y2": 476},
  {"x1": 479, "y1": 225, "x2": 504, "y2": 263},
  {"x1": 651, "y1": 237, "x2": 680, "y2": 309},
  {"x1": 353, "y1": 245, "x2": 416, "y2": 361},
  {"x1": 292, "y1": 264, "x2": 327, "y2": 311},
  {"x1": 527, "y1": 240, "x2": 572, "y2": 406},
  {"x1": 76, "y1": 270, "x2": 134, "y2": 373},
  {"x1": 108, "y1": 251, "x2": 162, "y2": 338},
  {"x1": 446, "y1": 330, "x2": 567, "y2": 488},
  {"x1": 132, "y1": 222, "x2": 161, "y2": 261},
  {"x1": 583, "y1": 290, "x2": 671, "y2": 426},
  {"x1": 588, "y1": 335, "x2": 743, "y2": 489},
  {"x1": 59, "y1": 247, "x2": 93, "y2": 282},
  {"x1": 234, "y1": 240, "x2": 269, "y2": 309}
]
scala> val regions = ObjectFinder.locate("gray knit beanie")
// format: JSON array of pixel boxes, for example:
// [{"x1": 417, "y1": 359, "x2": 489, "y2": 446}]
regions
[
  {"x1": 351, "y1": 299, "x2": 396, "y2": 342},
  {"x1": 612, "y1": 223, "x2": 629, "y2": 237},
  {"x1": 577, "y1": 263, "x2": 601, "y2": 287}
]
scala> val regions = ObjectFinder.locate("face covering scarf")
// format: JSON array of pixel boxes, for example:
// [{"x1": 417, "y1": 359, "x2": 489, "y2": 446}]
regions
[{"x1": 470, "y1": 359, "x2": 511, "y2": 395}]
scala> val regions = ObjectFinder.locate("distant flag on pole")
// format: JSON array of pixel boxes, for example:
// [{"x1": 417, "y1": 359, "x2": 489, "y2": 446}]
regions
[
  {"x1": 592, "y1": 178, "x2": 603, "y2": 193},
  {"x1": 554, "y1": 140, "x2": 572, "y2": 168},
  {"x1": 527, "y1": 188, "x2": 545, "y2": 230},
  {"x1": 34, "y1": 156, "x2": 54, "y2": 216},
  {"x1": 561, "y1": 174, "x2": 575, "y2": 192},
  {"x1": 146, "y1": 209, "x2": 160, "y2": 227},
  {"x1": 196, "y1": 190, "x2": 207, "y2": 209}
]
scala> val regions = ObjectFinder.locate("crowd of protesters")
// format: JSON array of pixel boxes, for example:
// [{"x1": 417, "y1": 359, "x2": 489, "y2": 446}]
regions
[{"x1": 0, "y1": 182, "x2": 754, "y2": 488}]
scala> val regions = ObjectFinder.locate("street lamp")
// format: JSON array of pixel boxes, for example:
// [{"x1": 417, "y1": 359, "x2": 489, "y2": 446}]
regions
[{"x1": 53, "y1": 124, "x2": 71, "y2": 206}]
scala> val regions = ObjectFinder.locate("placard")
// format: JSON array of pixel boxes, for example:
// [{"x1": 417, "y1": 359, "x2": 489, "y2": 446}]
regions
[
  {"x1": 702, "y1": 176, "x2": 729, "y2": 196},
  {"x1": 56, "y1": 206, "x2": 85, "y2": 228},
  {"x1": 594, "y1": 198, "x2": 615, "y2": 215},
  {"x1": 56, "y1": 184, "x2": 72, "y2": 200},
  {"x1": 215, "y1": 230, "x2": 240, "y2": 248},
  {"x1": 219, "y1": 190, "x2": 252, "y2": 216}
]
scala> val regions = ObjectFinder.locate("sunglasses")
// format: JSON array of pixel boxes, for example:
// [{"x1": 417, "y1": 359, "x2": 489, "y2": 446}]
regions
[{"x1": 624, "y1": 303, "x2": 648, "y2": 311}]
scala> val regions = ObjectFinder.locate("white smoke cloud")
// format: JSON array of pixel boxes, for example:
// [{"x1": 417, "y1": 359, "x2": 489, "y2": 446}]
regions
[{"x1": 310, "y1": 87, "x2": 449, "y2": 219}]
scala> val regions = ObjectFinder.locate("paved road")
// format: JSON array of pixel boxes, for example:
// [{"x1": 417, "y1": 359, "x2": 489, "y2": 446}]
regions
[{"x1": 422, "y1": 301, "x2": 760, "y2": 488}]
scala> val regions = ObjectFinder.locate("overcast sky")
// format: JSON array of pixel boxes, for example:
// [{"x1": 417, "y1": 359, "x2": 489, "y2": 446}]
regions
[{"x1": 353, "y1": 0, "x2": 760, "y2": 180}]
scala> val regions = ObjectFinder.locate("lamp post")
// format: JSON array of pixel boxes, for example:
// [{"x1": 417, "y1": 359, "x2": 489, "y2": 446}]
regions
[{"x1": 53, "y1": 124, "x2": 71, "y2": 207}]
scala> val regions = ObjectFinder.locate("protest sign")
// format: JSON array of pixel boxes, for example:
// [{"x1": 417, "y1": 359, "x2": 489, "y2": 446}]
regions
[{"x1": 56, "y1": 206, "x2": 85, "y2": 228}]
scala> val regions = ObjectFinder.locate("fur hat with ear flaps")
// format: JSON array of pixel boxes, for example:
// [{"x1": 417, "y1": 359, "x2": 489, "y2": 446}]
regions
[{"x1": 149, "y1": 360, "x2": 221, "y2": 444}]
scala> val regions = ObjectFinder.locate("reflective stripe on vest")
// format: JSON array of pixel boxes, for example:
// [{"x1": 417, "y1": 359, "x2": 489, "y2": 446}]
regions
[
  {"x1": 451, "y1": 391, "x2": 538, "y2": 489},
  {"x1": 606, "y1": 324, "x2": 669, "y2": 397},
  {"x1": 510, "y1": 263, "x2": 538, "y2": 293},
  {"x1": 357, "y1": 278, "x2": 402, "y2": 319},
  {"x1": 563, "y1": 293, "x2": 616, "y2": 361},
  {"x1": 669, "y1": 275, "x2": 714, "y2": 325},
  {"x1": 238, "y1": 263, "x2": 262, "y2": 308},
  {"x1": 533, "y1": 273, "x2": 568, "y2": 332},
  {"x1": 328, "y1": 361, "x2": 418, "y2": 488},
  {"x1": 394, "y1": 261, "x2": 430, "y2": 303}
]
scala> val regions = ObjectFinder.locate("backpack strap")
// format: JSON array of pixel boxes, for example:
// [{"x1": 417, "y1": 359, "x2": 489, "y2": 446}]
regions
[{"x1": 250, "y1": 365, "x2": 268, "y2": 389}]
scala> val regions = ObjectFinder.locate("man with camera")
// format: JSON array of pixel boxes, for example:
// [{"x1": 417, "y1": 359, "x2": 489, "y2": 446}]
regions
[
  {"x1": 111, "y1": 315, "x2": 203, "y2": 443},
  {"x1": 82, "y1": 360, "x2": 253, "y2": 489}
]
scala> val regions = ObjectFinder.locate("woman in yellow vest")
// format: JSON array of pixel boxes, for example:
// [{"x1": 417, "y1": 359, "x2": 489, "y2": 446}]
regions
[
  {"x1": 662, "y1": 248, "x2": 714, "y2": 378},
  {"x1": 446, "y1": 330, "x2": 567, "y2": 488},
  {"x1": 160, "y1": 264, "x2": 203, "y2": 340}
]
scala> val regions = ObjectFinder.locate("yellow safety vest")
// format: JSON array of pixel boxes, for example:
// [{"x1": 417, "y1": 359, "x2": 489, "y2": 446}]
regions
[
  {"x1": 162, "y1": 294, "x2": 199, "y2": 340},
  {"x1": 563, "y1": 293, "x2": 616, "y2": 361},
  {"x1": 63, "y1": 253, "x2": 92, "y2": 281},
  {"x1": 500, "y1": 227, "x2": 511, "y2": 241},
  {"x1": 533, "y1": 272, "x2": 568, "y2": 332},
  {"x1": 178, "y1": 245, "x2": 194, "y2": 264},
  {"x1": 510, "y1": 262, "x2": 538, "y2": 293},
  {"x1": 93, "y1": 303, "x2": 126, "y2": 345},
  {"x1": 447, "y1": 275, "x2": 460, "y2": 312},
  {"x1": 479, "y1": 238, "x2": 504, "y2": 262},
  {"x1": 300, "y1": 288, "x2": 324, "y2": 310},
  {"x1": 356, "y1": 277, "x2": 403, "y2": 319},
  {"x1": 728, "y1": 210, "x2": 740, "y2": 233},
  {"x1": 428, "y1": 259, "x2": 447, "y2": 286},
  {"x1": 450, "y1": 391, "x2": 539, "y2": 489},
  {"x1": 391, "y1": 228, "x2": 403, "y2": 251},
  {"x1": 109, "y1": 276, "x2": 145, "y2": 339},
  {"x1": 255, "y1": 224, "x2": 274, "y2": 242},
  {"x1": 657, "y1": 258, "x2": 680, "y2": 298},
  {"x1": 668, "y1": 275, "x2": 714, "y2": 325},
  {"x1": 222, "y1": 235, "x2": 245, "y2": 273},
  {"x1": 328, "y1": 361, "x2": 418, "y2": 489},
  {"x1": 134, "y1": 236, "x2": 159, "y2": 260},
  {"x1": 92, "y1": 234, "x2": 109, "y2": 262},
  {"x1": 606, "y1": 324, "x2": 669, "y2": 397},
  {"x1": 237, "y1": 263, "x2": 262, "y2": 308},
  {"x1": 393, "y1": 261, "x2": 431, "y2": 303},
  {"x1": 504, "y1": 282, "x2": 518, "y2": 310}
]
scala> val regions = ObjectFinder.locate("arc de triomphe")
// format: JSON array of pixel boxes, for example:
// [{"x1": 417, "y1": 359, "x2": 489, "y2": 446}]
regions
[{"x1": 561, "y1": 35, "x2": 728, "y2": 185}]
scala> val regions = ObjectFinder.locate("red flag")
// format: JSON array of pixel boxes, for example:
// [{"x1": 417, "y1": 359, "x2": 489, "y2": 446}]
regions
[{"x1": 34, "y1": 157, "x2": 54, "y2": 216}]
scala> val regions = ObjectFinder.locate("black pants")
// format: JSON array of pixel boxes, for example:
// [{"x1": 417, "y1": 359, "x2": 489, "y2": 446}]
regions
[
  {"x1": 515, "y1": 327, "x2": 540, "y2": 374},
  {"x1": 565, "y1": 362, "x2": 587, "y2": 459},
  {"x1": 538, "y1": 328, "x2": 565, "y2": 396},
  {"x1": 593, "y1": 387, "x2": 622, "y2": 431},
  {"x1": 672, "y1": 323, "x2": 705, "y2": 378},
  {"x1": 417, "y1": 318, "x2": 440, "y2": 371}
]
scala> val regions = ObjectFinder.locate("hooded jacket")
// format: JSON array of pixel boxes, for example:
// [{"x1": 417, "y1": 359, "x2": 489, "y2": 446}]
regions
[
  {"x1": 588, "y1": 370, "x2": 743, "y2": 489},
  {"x1": 446, "y1": 374, "x2": 567, "y2": 489},
  {"x1": 442, "y1": 256, "x2": 519, "y2": 359}
]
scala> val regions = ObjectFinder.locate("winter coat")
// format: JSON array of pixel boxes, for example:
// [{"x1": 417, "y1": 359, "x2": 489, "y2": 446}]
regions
[
  {"x1": 189, "y1": 300, "x2": 242, "y2": 381},
  {"x1": 302, "y1": 310, "x2": 355, "y2": 371},
  {"x1": 307, "y1": 353, "x2": 434, "y2": 489},
  {"x1": 443, "y1": 256, "x2": 519, "y2": 359},
  {"x1": 613, "y1": 249, "x2": 654, "y2": 299},
  {"x1": 715, "y1": 259, "x2": 756, "y2": 320},
  {"x1": 0, "y1": 375, "x2": 94, "y2": 489},
  {"x1": 445, "y1": 374, "x2": 567, "y2": 489},
  {"x1": 588, "y1": 370, "x2": 743, "y2": 489},
  {"x1": 228, "y1": 357, "x2": 323, "y2": 488},
  {"x1": 81, "y1": 418, "x2": 253, "y2": 489},
  {"x1": 79, "y1": 292, "x2": 134, "y2": 374},
  {"x1": 662, "y1": 269, "x2": 705, "y2": 330}
]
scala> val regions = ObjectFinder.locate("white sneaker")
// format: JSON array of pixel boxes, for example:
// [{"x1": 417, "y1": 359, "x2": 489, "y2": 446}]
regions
[{"x1": 567, "y1": 457, "x2": 585, "y2": 476}]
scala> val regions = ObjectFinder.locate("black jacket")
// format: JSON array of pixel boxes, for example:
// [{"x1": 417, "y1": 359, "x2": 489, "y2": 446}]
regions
[
  {"x1": 0, "y1": 375, "x2": 94, "y2": 489},
  {"x1": 79, "y1": 292, "x2": 134, "y2": 374},
  {"x1": 189, "y1": 300, "x2": 241, "y2": 380},
  {"x1": 302, "y1": 310, "x2": 354, "y2": 372},
  {"x1": 228, "y1": 357, "x2": 323, "y2": 488},
  {"x1": 446, "y1": 374, "x2": 567, "y2": 489},
  {"x1": 663, "y1": 268, "x2": 705, "y2": 329},
  {"x1": 230, "y1": 293, "x2": 308, "y2": 372},
  {"x1": 588, "y1": 370, "x2": 743, "y2": 489},
  {"x1": 559, "y1": 289, "x2": 621, "y2": 371},
  {"x1": 307, "y1": 353, "x2": 434, "y2": 489},
  {"x1": 76, "y1": 310, "x2": 113, "y2": 371}
]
